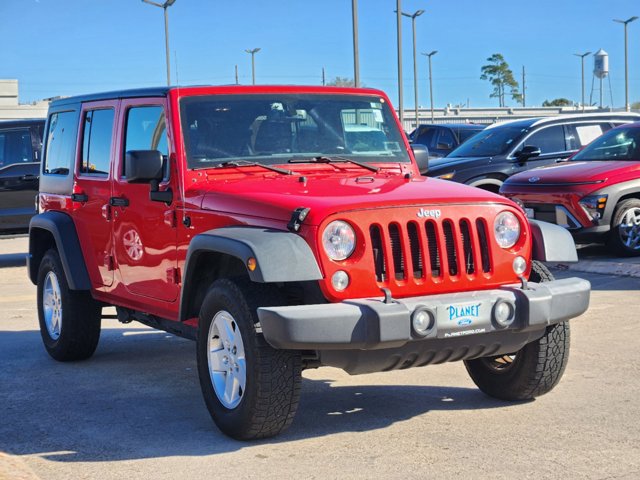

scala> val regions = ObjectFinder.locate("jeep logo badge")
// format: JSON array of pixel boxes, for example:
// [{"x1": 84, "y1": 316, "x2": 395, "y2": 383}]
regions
[{"x1": 417, "y1": 208, "x2": 442, "y2": 219}]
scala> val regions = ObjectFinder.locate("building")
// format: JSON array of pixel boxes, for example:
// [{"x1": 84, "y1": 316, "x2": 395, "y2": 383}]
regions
[{"x1": 0, "y1": 79, "x2": 48, "y2": 120}]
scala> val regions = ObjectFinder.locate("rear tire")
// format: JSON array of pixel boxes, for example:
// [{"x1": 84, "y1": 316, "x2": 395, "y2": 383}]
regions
[
  {"x1": 196, "y1": 278, "x2": 302, "y2": 440},
  {"x1": 608, "y1": 199, "x2": 640, "y2": 257},
  {"x1": 463, "y1": 259, "x2": 570, "y2": 400},
  {"x1": 36, "y1": 249, "x2": 102, "y2": 361}
]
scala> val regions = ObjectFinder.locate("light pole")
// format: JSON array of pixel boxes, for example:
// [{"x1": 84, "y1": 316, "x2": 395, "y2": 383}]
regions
[
  {"x1": 401, "y1": 9, "x2": 425, "y2": 127},
  {"x1": 352, "y1": 0, "x2": 360, "y2": 87},
  {"x1": 573, "y1": 51, "x2": 591, "y2": 112},
  {"x1": 396, "y1": 1, "x2": 404, "y2": 126},
  {"x1": 142, "y1": 0, "x2": 177, "y2": 86},
  {"x1": 422, "y1": 50, "x2": 437, "y2": 122},
  {"x1": 613, "y1": 16, "x2": 638, "y2": 111},
  {"x1": 245, "y1": 48, "x2": 261, "y2": 85}
]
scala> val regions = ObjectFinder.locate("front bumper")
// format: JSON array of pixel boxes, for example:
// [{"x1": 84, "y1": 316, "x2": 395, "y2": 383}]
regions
[{"x1": 257, "y1": 277, "x2": 590, "y2": 351}]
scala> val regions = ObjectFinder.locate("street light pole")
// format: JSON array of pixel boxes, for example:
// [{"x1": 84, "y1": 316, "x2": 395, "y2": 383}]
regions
[
  {"x1": 401, "y1": 10, "x2": 425, "y2": 128},
  {"x1": 422, "y1": 51, "x2": 437, "y2": 122},
  {"x1": 573, "y1": 51, "x2": 591, "y2": 112},
  {"x1": 396, "y1": 1, "x2": 404, "y2": 126},
  {"x1": 614, "y1": 16, "x2": 638, "y2": 111},
  {"x1": 352, "y1": 0, "x2": 360, "y2": 87},
  {"x1": 245, "y1": 48, "x2": 261, "y2": 85},
  {"x1": 142, "y1": 0, "x2": 177, "y2": 86}
]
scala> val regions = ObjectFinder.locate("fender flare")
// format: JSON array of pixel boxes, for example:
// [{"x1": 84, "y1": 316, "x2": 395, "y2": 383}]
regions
[
  {"x1": 179, "y1": 227, "x2": 323, "y2": 321},
  {"x1": 28, "y1": 211, "x2": 92, "y2": 290},
  {"x1": 467, "y1": 176, "x2": 505, "y2": 190},
  {"x1": 528, "y1": 219, "x2": 578, "y2": 263}
]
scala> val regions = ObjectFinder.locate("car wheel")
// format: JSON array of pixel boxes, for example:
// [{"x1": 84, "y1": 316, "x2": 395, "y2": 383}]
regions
[
  {"x1": 196, "y1": 278, "x2": 302, "y2": 440},
  {"x1": 608, "y1": 199, "x2": 640, "y2": 257},
  {"x1": 463, "y1": 260, "x2": 570, "y2": 400},
  {"x1": 37, "y1": 249, "x2": 102, "y2": 361}
]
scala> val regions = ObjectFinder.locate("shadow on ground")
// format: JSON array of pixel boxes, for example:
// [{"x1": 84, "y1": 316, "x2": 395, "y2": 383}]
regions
[{"x1": 0, "y1": 327, "x2": 514, "y2": 462}]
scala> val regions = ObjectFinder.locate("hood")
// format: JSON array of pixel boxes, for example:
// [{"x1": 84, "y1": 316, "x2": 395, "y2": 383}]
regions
[
  {"x1": 506, "y1": 160, "x2": 640, "y2": 186},
  {"x1": 428, "y1": 156, "x2": 490, "y2": 172},
  {"x1": 198, "y1": 171, "x2": 510, "y2": 225}
]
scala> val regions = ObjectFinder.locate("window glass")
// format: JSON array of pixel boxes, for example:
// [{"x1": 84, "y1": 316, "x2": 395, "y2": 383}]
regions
[
  {"x1": 0, "y1": 129, "x2": 33, "y2": 167},
  {"x1": 572, "y1": 126, "x2": 640, "y2": 161},
  {"x1": 414, "y1": 127, "x2": 437, "y2": 148},
  {"x1": 81, "y1": 109, "x2": 114, "y2": 176},
  {"x1": 180, "y1": 94, "x2": 409, "y2": 168},
  {"x1": 124, "y1": 106, "x2": 168, "y2": 178},
  {"x1": 524, "y1": 125, "x2": 565, "y2": 154},
  {"x1": 457, "y1": 127, "x2": 484, "y2": 143},
  {"x1": 448, "y1": 125, "x2": 528, "y2": 157},
  {"x1": 565, "y1": 124, "x2": 604, "y2": 150},
  {"x1": 437, "y1": 128, "x2": 455, "y2": 147},
  {"x1": 44, "y1": 111, "x2": 77, "y2": 175}
]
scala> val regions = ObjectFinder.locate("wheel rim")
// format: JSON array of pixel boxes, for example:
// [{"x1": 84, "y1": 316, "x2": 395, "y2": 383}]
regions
[
  {"x1": 480, "y1": 354, "x2": 517, "y2": 373},
  {"x1": 207, "y1": 310, "x2": 246, "y2": 409},
  {"x1": 43, "y1": 271, "x2": 62, "y2": 340},
  {"x1": 618, "y1": 207, "x2": 640, "y2": 251}
]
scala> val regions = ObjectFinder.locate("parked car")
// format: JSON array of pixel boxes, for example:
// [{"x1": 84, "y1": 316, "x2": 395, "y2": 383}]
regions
[
  {"x1": 0, "y1": 118, "x2": 45, "y2": 233},
  {"x1": 426, "y1": 113, "x2": 640, "y2": 192},
  {"x1": 28, "y1": 85, "x2": 588, "y2": 440},
  {"x1": 409, "y1": 123, "x2": 485, "y2": 159},
  {"x1": 501, "y1": 122, "x2": 640, "y2": 256}
]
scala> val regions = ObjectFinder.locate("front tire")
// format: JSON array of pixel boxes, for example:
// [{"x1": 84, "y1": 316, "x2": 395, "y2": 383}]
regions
[
  {"x1": 608, "y1": 199, "x2": 640, "y2": 256},
  {"x1": 463, "y1": 260, "x2": 570, "y2": 400},
  {"x1": 36, "y1": 249, "x2": 102, "y2": 361},
  {"x1": 196, "y1": 279, "x2": 302, "y2": 440}
]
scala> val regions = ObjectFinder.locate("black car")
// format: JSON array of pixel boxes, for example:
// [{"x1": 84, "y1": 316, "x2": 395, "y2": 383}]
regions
[
  {"x1": 409, "y1": 123, "x2": 485, "y2": 159},
  {"x1": 426, "y1": 113, "x2": 640, "y2": 192},
  {"x1": 0, "y1": 119, "x2": 45, "y2": 233}
]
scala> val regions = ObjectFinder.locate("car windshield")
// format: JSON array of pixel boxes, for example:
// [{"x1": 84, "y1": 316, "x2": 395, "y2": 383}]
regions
[
  {"x1": 571, "y1": 126, "x2": 640, "y2": 161},
  {"x1": 180, "y1": 94, "x2": 410, "y2": 168},
  {"x1": 447, "y1": 125, "x2": 527, "y2": 157}
]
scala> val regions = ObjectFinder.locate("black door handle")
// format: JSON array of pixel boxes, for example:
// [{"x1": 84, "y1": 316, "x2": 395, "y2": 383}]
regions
[
  {"x1": 71, "y1": 193, "x2": 89, "y2": 203},
  {"x1": 109, "y1": 197, "x2": 129, "y2": 207}
]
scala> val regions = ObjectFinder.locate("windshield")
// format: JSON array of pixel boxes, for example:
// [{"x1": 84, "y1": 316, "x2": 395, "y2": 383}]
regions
[
  {"x1": 447, "y1": 125, "x2": 528, "y2": 157},
  {"x1": 180, "y1": 94, "x2": 410, "y2": 168},
  {"x1": 571, "y1": 126, "x2": 640, "y2": 161}
]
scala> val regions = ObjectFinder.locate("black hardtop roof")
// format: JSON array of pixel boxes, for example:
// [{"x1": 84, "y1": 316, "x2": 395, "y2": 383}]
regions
[
  {"x1": 50, "y1": 87, "x2": 171, "y2": 107},
  {"x1": 417, "y1": 123, "x2": 486, "y2": 130},
  {"x1": 0, "y1": 118, "x2": 46, "y2": 126}
]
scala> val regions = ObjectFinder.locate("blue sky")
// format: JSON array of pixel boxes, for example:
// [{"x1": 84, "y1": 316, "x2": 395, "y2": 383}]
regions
[{"x1": 1, "y1": 0, "x2": 639, "y2": 109}]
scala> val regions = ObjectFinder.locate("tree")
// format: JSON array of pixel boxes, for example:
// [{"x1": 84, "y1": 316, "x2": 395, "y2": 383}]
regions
[
  {"x1": 327, "y1": 77, "x2": 356, "y2": 87},
  {"x1": 542, "y1": 98, "x2": 573, "y2": 107},
  {"x1": 480, "y1": 54, "x2": 522, "y2": 107}
]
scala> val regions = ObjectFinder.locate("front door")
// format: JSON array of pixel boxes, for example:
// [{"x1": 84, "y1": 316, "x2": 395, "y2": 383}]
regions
[{"x1": 111, "y1": 98, "x2": 179, "y2": 302}]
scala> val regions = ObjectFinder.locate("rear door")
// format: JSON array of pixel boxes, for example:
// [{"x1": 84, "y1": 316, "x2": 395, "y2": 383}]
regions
[
  {"x1": 0, "y1": 126, "x2": 38, "y2": 230},
  {"x1": 111, "y1": 98, "x2": 179, "y2": 302}
]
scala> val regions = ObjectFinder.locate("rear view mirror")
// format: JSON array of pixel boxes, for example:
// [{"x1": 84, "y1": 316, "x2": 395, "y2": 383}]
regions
[
  {"x1": 125, "y1": 150, "x2": 164, "y2": 183},
  {"x1": 411, "y1": 144, "x2": 429, "y2": 175},
  {"x1": 515, "y1": 145, "x2": 542, "y2": 160}
]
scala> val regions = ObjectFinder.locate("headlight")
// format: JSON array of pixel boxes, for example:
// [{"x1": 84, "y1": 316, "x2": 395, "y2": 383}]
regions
[
  {"x1": 322, "y1": 220, "x2": 356, "y2": 261},
  {"x1": 579, "y1": 194, "x2": 608, "y2": 221},
  {"x1": 494, "y1": 211, "x2": 521, "y2": 248}
]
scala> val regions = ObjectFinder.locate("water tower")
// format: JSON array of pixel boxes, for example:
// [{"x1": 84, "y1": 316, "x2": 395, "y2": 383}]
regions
[{"x1": 590, "y1": 49, "x2": 613, "y2": 108}]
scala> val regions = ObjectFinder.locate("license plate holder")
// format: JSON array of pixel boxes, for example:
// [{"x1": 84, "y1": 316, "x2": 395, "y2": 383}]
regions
[{"x1": 437, "y1": 300, "x2": 493, "y2": 338}]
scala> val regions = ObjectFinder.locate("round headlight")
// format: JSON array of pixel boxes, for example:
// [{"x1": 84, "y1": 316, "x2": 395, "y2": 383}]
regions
[
  {"x1": 322, "y1": 220, "x2": 356, "y2": 261},
  {"x1": 494, "y1": 211, "x2": 521, "y2": 249}
]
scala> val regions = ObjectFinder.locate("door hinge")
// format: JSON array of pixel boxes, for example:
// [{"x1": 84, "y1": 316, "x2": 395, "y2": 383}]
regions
[
  {"x1": 101, "y1": 204, "x2": 111, "y2": 221},
  {"x1": 104, "y1": 254, "x2": 115, "y2": 271},
  {"x1": 166, "y1": 267, "x2": 181, "y2": 284}
]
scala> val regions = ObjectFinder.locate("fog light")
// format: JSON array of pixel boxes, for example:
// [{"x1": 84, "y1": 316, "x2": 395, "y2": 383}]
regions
[
  {"x1": 412, "y1": 307, "x2": 435, "y2": 336},
  {"x1": 331, "y1": 270, "x2": 350, "y2": 291},
  {"x1": 512, "y1": 256, "x2": 527, "y2": 275},
  {"x1": 493, "y1": 299, "x2": 515, "y2": 328}
]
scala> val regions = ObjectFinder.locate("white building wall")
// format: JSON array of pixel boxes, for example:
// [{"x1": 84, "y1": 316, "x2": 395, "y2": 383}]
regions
[{"x1": 0, "y1": 79, "x2": 48, "y2": 120}]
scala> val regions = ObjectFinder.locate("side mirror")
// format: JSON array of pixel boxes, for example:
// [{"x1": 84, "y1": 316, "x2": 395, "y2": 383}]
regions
[
  {"x1": 125, "y1": 150, "x2": 164, "y2": 183},
  {"x1": 411, "y1": 144, "x2": 429, "y2": 175},
  {"x1": 514, "y1": 145, "x2": 541, "y2": 160}
]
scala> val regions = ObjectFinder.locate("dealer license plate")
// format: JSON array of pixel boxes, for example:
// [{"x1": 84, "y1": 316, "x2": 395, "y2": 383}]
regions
[{"x1": 436, "y1": 300, "x2": 493, "y2": 338}]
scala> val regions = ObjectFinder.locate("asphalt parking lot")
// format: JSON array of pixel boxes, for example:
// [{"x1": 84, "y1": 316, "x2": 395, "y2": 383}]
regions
[{"x1": 1, "y1": 235, "x2": 639, "y2": 480}]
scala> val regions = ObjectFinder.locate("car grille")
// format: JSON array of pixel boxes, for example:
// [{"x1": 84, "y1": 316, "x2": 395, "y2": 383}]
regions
[{"x1": 368, "y1": 217, "x2": 492, "y2": 284}]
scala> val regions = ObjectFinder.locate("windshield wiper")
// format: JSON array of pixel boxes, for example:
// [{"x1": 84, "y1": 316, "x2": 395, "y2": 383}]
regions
[
  {"x1": 289, "y1": 156, "x2": 379, "y2": 173},
  {"x1": 216, "y1": 160, "x2": 294, "y2": 175}
]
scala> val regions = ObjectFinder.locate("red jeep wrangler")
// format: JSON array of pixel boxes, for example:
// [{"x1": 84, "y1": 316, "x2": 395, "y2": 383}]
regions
[{"x1": 28, "y1": 85, "x2": 590, "y2": 440}]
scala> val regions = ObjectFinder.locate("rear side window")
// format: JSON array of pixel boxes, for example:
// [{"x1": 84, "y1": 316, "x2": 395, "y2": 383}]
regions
[
  {"x1": 437, "y1": 128, "x2": 455, "y2": 147},
  {"x1": 123, "y1": 106, "x2": 168, "y2": 177},
  {"x1": 565, "y1": 123, "x2": 606, "y2": 150},
  {"x1": 524, "y1": 125, "x2": 565, "y2": 154},
  {"x1": 44, "y1": 111, "x2": 77, "y2": 175},
  {"x1": 80, "y1": 109, "x2": 114, "y2": 176},
  {"x1": 0, "y1": 128, "x2": 33, "y2": 167}
]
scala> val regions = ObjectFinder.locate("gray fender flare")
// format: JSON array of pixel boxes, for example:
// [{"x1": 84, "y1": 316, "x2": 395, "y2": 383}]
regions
[
  {"x1": 28, "y1": 211, "x2": 92, "y2": 290},
  {"x1": 528, "y1": 219, "x2": 578, "y2": 263},
  {"x1": 179, "y1": 227, "x2": 323, "y2": 320}
]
